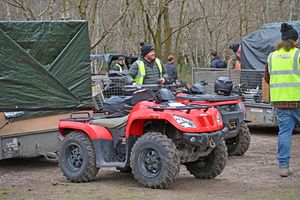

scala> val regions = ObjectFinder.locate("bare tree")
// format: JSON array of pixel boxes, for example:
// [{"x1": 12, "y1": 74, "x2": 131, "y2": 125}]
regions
[
  {"x1": 4, "y1": 0, "x2": 36, "y2": 20},
  {"x1": 5, "y1": 1, "x2": 12, "y2": 20},
  {"x1": 91, "y1": 0, "x2": 129, "y2": 50},
  {"x1": 61, "y1": 0, "x2": 71, "y2": 19},
  {"x1": 78, "y1": 0, "x2": 87, "y2": 19}
]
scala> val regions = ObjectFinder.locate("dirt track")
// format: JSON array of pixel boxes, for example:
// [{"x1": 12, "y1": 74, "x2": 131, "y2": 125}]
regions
[{"x1": 0, "y1": 126, "x2": 300, "y2": 200}]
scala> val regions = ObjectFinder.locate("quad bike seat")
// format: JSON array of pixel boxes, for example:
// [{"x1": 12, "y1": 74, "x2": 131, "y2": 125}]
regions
[
  {"x1": 90, "y1": 115, "x2": 128, "y2": 129},
  {"x1": 177, "y1": 94, "x2": 240, "y2": 102}
]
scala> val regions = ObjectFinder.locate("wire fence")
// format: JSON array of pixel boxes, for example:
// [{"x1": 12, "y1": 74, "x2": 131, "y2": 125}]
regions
[
  {"x1": 91, "y1": 69, "x2": 266, "y2": 111},
  {"x1": 91, "y1": 75, "x2": 127, "y2": 111},
  {"x1": 192, "y1": 68, "x2": 264, "y2": 93}
]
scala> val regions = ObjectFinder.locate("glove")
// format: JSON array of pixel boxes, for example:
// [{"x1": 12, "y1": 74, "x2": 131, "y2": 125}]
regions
[{"x1": 157, "y1": 78, "x2": 165, "y2": 85}]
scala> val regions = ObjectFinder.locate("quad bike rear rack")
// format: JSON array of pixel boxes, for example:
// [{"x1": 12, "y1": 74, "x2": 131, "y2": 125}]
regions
[{"x1": 60, "y1": 112, "x2": 95, "y2": 122}]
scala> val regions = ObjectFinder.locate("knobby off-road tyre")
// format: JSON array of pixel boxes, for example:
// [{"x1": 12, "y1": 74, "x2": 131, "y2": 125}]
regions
[
  {"x1": 226, "y1": 121, "x2": 251, "y2": 156},
  {"x1": 58, "y1": 131, "x2": 98, "y2": 182},
  {"x1": 130, "y1": 132, "x2": 180, "y2": 189},
  {"x1": 184, "y1": 141, "x2": 227, "y2": 179}
]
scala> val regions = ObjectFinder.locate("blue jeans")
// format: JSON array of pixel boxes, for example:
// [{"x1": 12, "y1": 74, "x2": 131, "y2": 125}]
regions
[{"x1": 276, "y1": 108, "x2": 300, "y2": 168}]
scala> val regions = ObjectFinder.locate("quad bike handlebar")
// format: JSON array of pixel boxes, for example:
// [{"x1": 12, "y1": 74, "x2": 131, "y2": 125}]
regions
[
  {"x1": 123, "y1": 82, "x2": 186, "y2": 93},
  {"x1": 148, "y1": 104, "x2": 211, "y2": 111}
]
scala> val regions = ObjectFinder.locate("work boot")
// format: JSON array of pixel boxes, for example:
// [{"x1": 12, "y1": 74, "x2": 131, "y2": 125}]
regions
[{"x1": 279, "y1": 167, "x2": 293, "y2": 177}]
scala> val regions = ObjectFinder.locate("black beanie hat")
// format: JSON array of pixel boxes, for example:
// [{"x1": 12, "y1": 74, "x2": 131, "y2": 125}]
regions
[
  {"x1": 229, "y1": 43, "x2": 240, "y2": 53},
  {"x1": 281, "y1": 23, "x2": 299, "y2": 41},
  {"x1": 140, "y1": 42, "x2": 154, "y2": 57}
]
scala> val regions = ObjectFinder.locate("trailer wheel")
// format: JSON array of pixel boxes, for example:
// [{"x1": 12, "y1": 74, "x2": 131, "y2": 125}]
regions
[
  {"x1": 58, "y1": 131, "x2": 98, "y2": 182},
  {"x1": 226, "y1": 121, "x2": 251, "y2": 156},
  {"x1": 130, "y1": 132, "x2": 180, "y2": 189},
  {"x1": 184, "y1": 141, "x2": 227, "y2": 179},
  {"x1": 294, "y1": 126, "x2": 300, "y2": 133}
]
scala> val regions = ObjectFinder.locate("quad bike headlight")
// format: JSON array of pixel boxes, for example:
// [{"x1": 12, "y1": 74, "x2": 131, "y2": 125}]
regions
[
  {"x1": 238, "y1": 101, "x2": 246, "y2": 112},
  {"x1": 216, "y1": 112, "x2": 222, "y2": 125},
  {"x1": 173, "y1": 115, "x2": 196, "y2": 128}
]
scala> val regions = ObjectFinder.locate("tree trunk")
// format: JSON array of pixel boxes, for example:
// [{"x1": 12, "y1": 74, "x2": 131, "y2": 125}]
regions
[
  {"x1": 278, "y1": 0, "x2": 285, "y2": 21},
  {"x1": 62, "y1": 0, "x2": 70, "y2": 20},
  {"x1": 163, "y1": 0, "x2": 172, "y2": 61},
  {"x1": 78, "y1": 0, "x2": 87, "y2": 20},
  {"x1": 20, "y1": 0, "x2": 36, "y2": 20},
  {"x1": 5, "y1": 1, "x2": 12, "y2": 20},
  {"x1": 89, "y1": 0, "x2": 99, "y2": 41}
]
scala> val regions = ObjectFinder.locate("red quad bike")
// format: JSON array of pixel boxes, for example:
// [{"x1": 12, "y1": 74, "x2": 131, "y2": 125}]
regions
[
  {"x1": 58, "y1": 86, "x2": 228, "y2": 189},
  {"x1": 175, "y1": 78, "x2": 251, "y2": 156}
]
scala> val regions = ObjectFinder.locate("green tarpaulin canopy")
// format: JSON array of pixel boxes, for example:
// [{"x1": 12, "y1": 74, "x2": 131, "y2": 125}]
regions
[{"x1": 0, "y1": 21, "x2": 92, "y2": 117}]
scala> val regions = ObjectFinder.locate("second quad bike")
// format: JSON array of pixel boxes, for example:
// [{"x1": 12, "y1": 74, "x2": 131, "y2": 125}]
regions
[
  {"x1": 58, "y1": 86, "x2": 228, "y2": 189},
  {"x1": 175, "y1": 78, "x2": 251, "y2": 156}
]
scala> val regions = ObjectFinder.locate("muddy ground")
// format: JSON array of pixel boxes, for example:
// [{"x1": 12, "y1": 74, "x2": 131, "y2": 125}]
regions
[{"x1": 0, "y1": 125, "x2": 300, "y2": 200}]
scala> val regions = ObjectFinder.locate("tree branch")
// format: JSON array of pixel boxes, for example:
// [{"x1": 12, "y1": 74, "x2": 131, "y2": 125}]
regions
[
  {"x1": 3, "y1": 0, "x2": 22, "y2": 8},
  {"x1": 162, "y1": 16, "x2": 204, "y2": 45},
  {"x1": 91, "y1": 0, "x2": 129, "y2": 49}
]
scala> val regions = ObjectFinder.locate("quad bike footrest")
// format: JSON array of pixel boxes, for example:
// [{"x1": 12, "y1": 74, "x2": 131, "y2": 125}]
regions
[{"x1": 183, "y1": 127, "x2": 228, "y2": 147}]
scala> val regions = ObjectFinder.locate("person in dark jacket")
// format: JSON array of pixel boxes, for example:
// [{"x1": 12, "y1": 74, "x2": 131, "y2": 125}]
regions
[
  {"x1": 210, "y1": 51, "x2": 227, "y2": 68},
  {"x1": 127, "y1": 42, "x2": 167, "y2": 85},
  {"x1": 164, "y1": 55, "x2": 178, "y2": 84}
]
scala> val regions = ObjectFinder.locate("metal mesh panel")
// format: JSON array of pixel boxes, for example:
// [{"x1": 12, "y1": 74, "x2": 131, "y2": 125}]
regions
[
  {"x1": 91, "y1": 75, "x2": 127, "y2": 99},
  {"x1": 192, "y1": 68, "x2": 264, "y2": 93},
  {"x1": 91, "y1": 75, "x2": 127, "y2": 112}
]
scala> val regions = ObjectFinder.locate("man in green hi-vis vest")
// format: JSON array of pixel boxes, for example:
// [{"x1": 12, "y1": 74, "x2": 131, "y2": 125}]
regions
[
  {"x1": 127, "y1": 42, "x2": 168, "y2": 85},
  {"x1": 265, "y1": 23, "x2": 300, "y2": 177}
]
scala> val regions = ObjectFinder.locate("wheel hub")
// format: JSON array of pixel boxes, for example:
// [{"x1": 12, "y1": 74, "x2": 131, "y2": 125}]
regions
[
  {"x1": 66, "y1": 144, "x2": 83, "y2": 171},
  {"x1": 139, "y1": 149, "x2": 162, "y2": 177}
]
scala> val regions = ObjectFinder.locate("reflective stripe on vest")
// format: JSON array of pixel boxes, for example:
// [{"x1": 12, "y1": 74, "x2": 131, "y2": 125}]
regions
[
  {"x1": 115, "y1": 64, "x2": 123, "y2": 72},
  {"x1": 268, "y1": 48, "x2": 300, "y2": 102},
  {"x1": 268, "y1": 49, "x2": 300, "y2": 75},
  {"x1": 135, "y1": 58, "x2": 162, "y2": 84}
]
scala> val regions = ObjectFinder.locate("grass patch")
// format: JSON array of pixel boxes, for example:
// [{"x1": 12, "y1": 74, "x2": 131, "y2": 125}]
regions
[
  {"x1": 62, "y1": 184, "x2": 137, "y2": 200},
  {"x1": 0, "y1": 187, "x2": 8, "y2": 198},
  {"x1": 241, "y1": 196, "x2": 256, "y2": 200},
  {"x1": 114, "y1": 188, "x2": 136, "y2": 200},
  {"x1": 242, "y1": 188, "x2": 300, "y2": 200},
  {"x1": 176, "y1": 195, "x2": 206, "y2": 200},
  {"x1": 190, "y1": 197, "x2": 206, "y2": 200},
  {"x1": 119, "y1": 191, "x2": 135, "y2": 200},
  {"x1": 264, "y1": 188, "x2": 300, "y2": 200}
]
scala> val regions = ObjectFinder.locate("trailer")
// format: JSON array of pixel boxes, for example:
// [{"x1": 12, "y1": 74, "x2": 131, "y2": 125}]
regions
[{"x1": 0, "y1": 21, "x2": 92, "y2": 160}]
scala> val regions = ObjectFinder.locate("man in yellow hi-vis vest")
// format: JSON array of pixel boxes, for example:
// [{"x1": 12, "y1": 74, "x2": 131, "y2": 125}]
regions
[
  {"x1": 264, "y1": 23, "x2": 300, "y2": 177},
  {"x1": 127, "y1": 42, "x2": 167, "y2": 85}
]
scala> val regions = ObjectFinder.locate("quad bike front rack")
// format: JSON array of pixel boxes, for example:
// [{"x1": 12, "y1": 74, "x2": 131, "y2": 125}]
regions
[{"x1": 148, "y1": 104, "x2": 211, "y2": 113}]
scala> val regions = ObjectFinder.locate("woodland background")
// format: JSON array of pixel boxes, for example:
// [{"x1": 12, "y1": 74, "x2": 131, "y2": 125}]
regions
[{"x1": 1, "y1": 0, "x2": 300, "y2": 78}]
